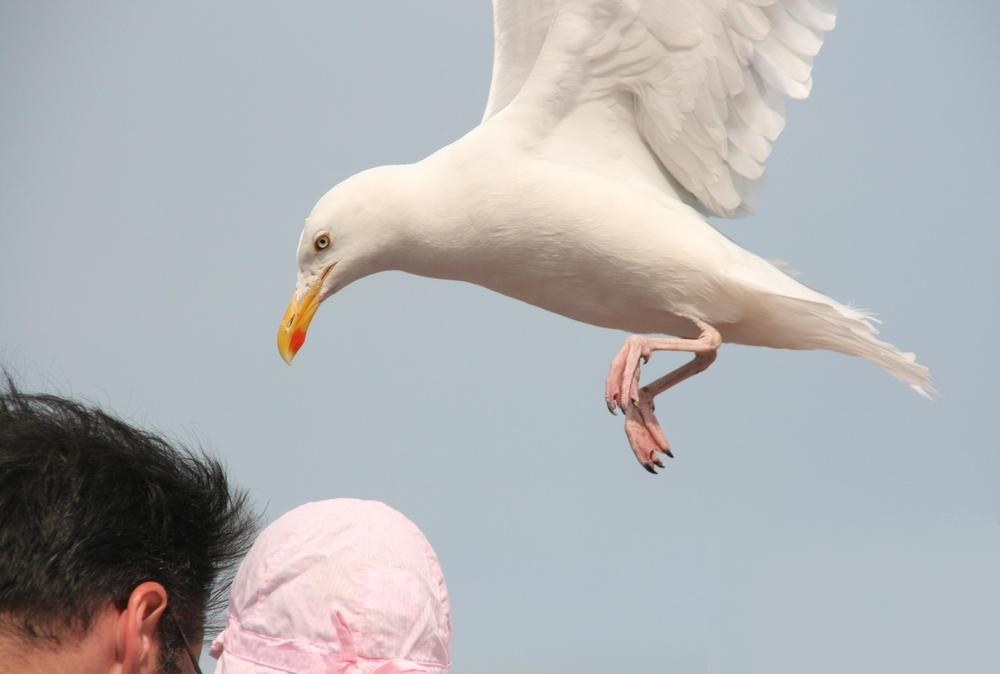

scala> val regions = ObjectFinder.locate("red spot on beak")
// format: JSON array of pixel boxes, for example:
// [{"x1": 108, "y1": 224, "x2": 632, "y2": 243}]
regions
[{"x1": 290, "y1": 329, "x2": 306, "y2": 354}]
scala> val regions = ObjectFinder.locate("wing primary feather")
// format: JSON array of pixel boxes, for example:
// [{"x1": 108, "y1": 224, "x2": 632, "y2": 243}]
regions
[
  {"x1": 785, "y1": 0, "x2": 837, "y2": 32},
  {"x1": 481, "y1": 0, "x2": 836, "y2": 217},
  {"x1": 766, "y1": 3, "x2": 824, "y2": 56},
  {"x1": 755, "y1": 36, "x2": 815, "y2": 85},
  {"x1": 731, "y1": 3, "x2": 772, "y2": 40},
  {"x1": 753, "y1": 43, "x2": 812, "y2": 99}
]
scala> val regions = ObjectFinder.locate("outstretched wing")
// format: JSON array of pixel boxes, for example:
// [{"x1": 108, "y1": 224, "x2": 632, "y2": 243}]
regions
[
  {"x1": 483, "y1": 0, "x2": 560, "y2": 121},
  {"x1": 482, "y1": 0, "x2": 837, "y2": 217}
]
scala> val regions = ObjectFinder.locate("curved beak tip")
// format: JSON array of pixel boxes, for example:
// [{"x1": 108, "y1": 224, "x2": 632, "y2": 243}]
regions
[
  {"x1": 283, "y1": 330, "x2": 306, "y2": 364},
  {"x1": 277, "y1": 265, "x2": 332, "y2": 365},
  {"x1": 277, "y1": 326, "x2": 304, "y2": 365}
]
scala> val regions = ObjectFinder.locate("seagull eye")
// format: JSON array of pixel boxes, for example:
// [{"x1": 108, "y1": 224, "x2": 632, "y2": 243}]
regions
[{"x1": 314, "y1": 233, "x2": 331, "y2": 251}]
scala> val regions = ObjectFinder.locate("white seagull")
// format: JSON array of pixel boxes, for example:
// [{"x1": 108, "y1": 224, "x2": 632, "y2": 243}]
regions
[{"x1": 277, "y1": 0, "x2": 934, "y2": 473}]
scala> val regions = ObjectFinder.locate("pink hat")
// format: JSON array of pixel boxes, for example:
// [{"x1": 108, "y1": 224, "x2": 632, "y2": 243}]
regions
[{"x1": 210, "y1": 499, "x2": 451, "y2": 674}]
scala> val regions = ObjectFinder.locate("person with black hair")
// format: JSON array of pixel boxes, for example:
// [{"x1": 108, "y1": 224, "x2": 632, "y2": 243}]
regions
[{"x1": 0, "y1": 376, "x2": 258, "y2": 674}]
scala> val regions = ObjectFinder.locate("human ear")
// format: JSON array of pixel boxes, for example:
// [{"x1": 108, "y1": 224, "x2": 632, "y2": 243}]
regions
[{"x1": 115, "y1": 581, "x2": 168, "y2": 674}]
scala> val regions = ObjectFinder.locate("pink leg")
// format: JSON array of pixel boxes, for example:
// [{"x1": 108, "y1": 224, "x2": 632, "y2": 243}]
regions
[{"x1": 604, "y1": 320, "x2": 721, "y2": 473}]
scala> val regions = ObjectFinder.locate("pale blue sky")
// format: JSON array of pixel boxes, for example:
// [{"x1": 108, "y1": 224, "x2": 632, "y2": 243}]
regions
[{"x1": 1, "y1": 2, "x2": 998, "y2": 673}]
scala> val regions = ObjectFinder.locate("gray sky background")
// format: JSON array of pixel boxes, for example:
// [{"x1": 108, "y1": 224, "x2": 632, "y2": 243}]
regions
[{"x1": 2, "y1": 2, "x2": 998, "y2": 673}]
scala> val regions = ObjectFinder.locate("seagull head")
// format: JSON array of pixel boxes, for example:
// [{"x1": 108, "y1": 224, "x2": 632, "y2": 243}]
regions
[{"x1": 276, "y1": 166, "x2": 415, "y2": 364}]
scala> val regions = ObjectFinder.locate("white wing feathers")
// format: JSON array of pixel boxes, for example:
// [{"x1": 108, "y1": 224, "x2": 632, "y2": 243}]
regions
[
  {"x1": 482, "y1": 0, "x2": 837, "y2": 217},
  {"x1": 483, "y1": 0, "x2": 559, "y2": 122}
]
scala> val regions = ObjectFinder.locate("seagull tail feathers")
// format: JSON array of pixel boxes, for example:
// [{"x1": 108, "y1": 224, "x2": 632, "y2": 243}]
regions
[{"x1": 759, "y1": 294, "x2": 937, "y2": 398}]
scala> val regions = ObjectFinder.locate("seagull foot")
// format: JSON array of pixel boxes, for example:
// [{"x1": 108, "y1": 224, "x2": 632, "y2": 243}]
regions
[
  {"x1": 624, "y1": 389, "x2": 673, "y2": 474},
  {"x1": 605, "y1": 323, "x2": 719, "y2": 472},
  {"x1": 604, "y1": 335, "x2": 653, "y2": 414}
]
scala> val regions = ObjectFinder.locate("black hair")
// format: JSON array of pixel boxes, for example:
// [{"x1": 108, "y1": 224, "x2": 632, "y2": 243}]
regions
[{"x1": 0, "y1": 374, "x2": 257, "y2": 671}]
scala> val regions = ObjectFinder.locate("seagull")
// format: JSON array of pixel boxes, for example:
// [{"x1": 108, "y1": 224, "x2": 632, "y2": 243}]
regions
[{"x1": 277, "y1": 0, "x2": 934, "y2": 473}]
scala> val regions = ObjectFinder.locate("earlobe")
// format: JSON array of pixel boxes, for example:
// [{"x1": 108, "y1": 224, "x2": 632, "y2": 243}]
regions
[{"x1": 115, "y1": 581, "x2": 168, "y2": 674}]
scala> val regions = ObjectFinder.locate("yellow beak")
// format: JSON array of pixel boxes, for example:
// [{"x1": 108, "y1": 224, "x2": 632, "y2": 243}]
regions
[{"x1": 276, "y1": 266, "x2": 332, "y2": 364}]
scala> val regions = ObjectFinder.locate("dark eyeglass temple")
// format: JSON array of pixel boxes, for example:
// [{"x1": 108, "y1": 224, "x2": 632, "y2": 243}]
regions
[{"x1": 167, "y1": 611, "x2": 204, "y2": 674}]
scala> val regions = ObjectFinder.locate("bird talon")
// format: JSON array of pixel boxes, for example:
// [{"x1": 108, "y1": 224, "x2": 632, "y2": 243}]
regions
[
  {"x1": 606, "y1": 399, "x2": 617, "y2": 415},
  {"x1": 663, "y1": 448, "x2": 674, "y2": 458},
  {"x1": 653, "y1": 458, "x2": 665, "y2": 468},
  {"x1": 643, "y1": 463, "x2": 657, "y2": 475}
]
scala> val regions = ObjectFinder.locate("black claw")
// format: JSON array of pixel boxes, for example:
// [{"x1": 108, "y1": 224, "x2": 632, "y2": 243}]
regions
[
  {"x1": 630, "y1": 398, "x2": 640, "y2": 409},
  {"x1": 641, "y1": 355, "x2": 649, "y2": 365},
  {"x1": 606, "y1": 399, "x2": 617, "y2": 416},
  {"x1": 643, "y1": 463, "x2": 657, "y2": 475},
  {"x1": 653, "y1": 458, "x2": 665, "y2": 468},
  {"x1": 663, "y1": 448, "x2": 674, "y2": 458}
]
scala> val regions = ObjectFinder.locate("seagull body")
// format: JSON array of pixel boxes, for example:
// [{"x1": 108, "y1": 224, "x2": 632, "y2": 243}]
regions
[
  {"x1": 334, "y1": 140, "x2": 786, "y2": 342},
  {"x1": 278, "y1": 0, "x2": 934, "y2": 471}
]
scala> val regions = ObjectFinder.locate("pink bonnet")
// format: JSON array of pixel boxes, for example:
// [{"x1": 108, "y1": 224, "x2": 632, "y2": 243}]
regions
[{"x1": 210, "y1": 499, "x2": 451, "y2": 674}]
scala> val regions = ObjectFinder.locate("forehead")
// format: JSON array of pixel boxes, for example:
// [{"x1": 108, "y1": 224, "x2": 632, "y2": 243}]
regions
[
  {"x1": 297, "y1": 212, "x2": 330, "y2": 256},
  {"x1": 300, "y1": 212, "x2": 326, "y2": 240}
]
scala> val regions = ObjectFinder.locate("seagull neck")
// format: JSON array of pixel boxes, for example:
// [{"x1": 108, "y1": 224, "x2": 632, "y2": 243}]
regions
[
  {"x1": 374, "y1": 160, "x2": 467, "y2": 278},
  {"x1": 337, "y1": 163, "x2": 435, "y2": 277}
]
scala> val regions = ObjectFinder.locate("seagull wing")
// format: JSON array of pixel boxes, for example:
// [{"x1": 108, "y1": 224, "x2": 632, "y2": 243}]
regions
[
  {"x1": 483, "y1": 0, "x2": 560, "y2": 122},
  {"x1": 482, "y1": 0, "x2": 837, "y2": 217}
]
